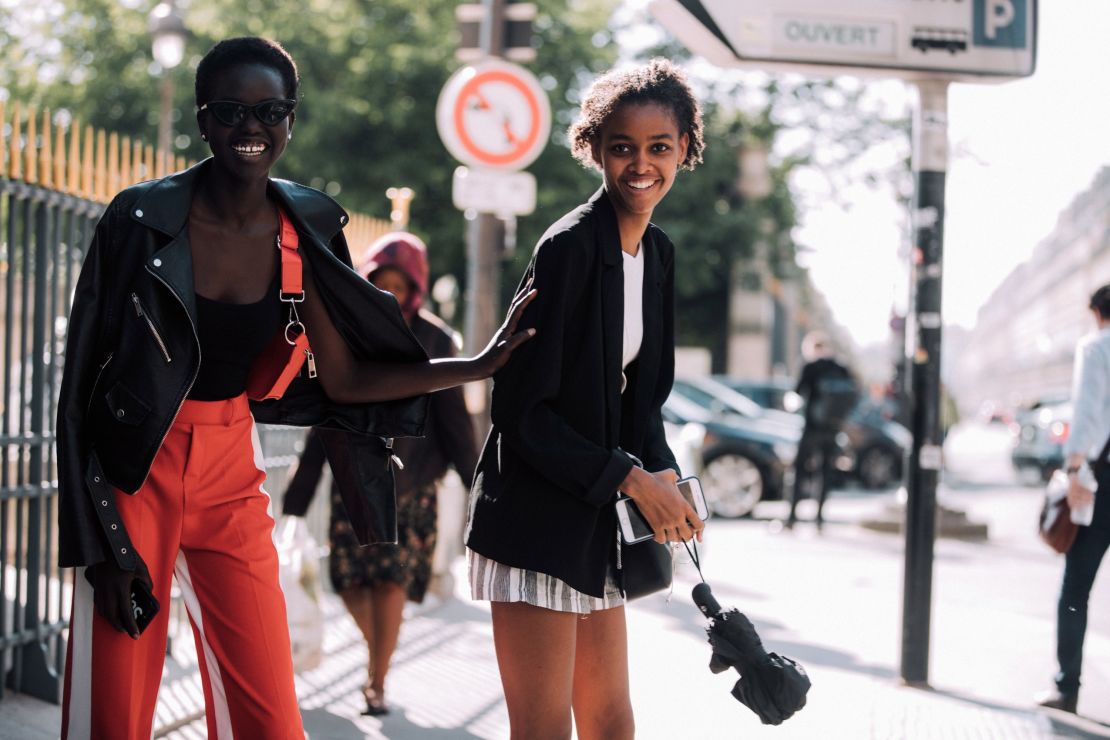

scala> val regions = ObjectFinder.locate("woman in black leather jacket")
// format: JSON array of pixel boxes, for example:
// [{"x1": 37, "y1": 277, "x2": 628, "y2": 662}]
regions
[{"x1": 57, "y1": 37, "x2": 531, "y2": 739}]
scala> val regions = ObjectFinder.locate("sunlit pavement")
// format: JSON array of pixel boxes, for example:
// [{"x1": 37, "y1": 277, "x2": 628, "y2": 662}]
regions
[{"x1": 5, "y1": 422, "x2": 1109, "y2": 739}]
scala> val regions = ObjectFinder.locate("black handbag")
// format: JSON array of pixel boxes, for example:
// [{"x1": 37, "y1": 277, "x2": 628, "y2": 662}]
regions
[{"x1": 621, "y1": 539, "x2": 673, "y2": 600}]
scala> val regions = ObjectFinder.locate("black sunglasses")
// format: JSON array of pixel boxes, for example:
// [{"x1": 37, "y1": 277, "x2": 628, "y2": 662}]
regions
[{"x1": 199, "y1": 98, "x2": 297, "y2": 127}]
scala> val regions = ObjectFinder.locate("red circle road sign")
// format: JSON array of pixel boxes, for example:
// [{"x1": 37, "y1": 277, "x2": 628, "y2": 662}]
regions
[{"x1": 437, "y1": 60, "x2": 552, "y2": 171}]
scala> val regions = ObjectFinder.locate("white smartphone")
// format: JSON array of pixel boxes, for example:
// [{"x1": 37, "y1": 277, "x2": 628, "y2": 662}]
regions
[
  {"x1": 677, "y1": 476, "x2": 710, "y2": 521},
  {"x1": 616, "y1": 476, "x2": 709, "y2": 544}
]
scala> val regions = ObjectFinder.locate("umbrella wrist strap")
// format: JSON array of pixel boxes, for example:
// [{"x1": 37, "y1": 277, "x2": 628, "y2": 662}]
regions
[{"x1": 682, "y1": 538, "x2": 705, "y2": 582}]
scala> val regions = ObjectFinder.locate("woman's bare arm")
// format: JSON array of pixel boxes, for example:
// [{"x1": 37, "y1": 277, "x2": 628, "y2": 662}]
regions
[{"x1": 298, "y1": 257, "x2": 536, "y2": 404}]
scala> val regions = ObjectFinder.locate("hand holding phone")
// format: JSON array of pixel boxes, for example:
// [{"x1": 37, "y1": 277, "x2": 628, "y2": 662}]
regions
[
  {"x1": 617, "y1": 472, "x2": 708, "y2": 544},
  {"x1": 89, "y1": 556, "x2": 158, "y2": 639},
  {"x1": 130, "y1": 579, "x2": 160, "y2": 635}
]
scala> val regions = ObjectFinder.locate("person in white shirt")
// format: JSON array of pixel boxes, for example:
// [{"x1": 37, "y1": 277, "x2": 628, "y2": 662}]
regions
[{"x1": 1038, "y1": 284, "x2": 1110, "y2": 714}]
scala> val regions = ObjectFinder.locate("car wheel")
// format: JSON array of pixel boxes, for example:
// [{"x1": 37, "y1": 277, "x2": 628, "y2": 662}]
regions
[
  {"x1": 702, "y1": 452, "x2": 764, "y2": 518},
  {"x1": 857, "y1": 447, "x2": 899, "y2": 489}
]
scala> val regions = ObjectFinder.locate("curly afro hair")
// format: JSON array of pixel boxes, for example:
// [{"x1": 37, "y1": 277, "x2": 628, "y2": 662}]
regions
[
  {"x1": 195, "y1": 37, "x2": 300, "y2": 107},
  {"x1": 569, "y1": 58, "x2": 704, "y2": 172}
]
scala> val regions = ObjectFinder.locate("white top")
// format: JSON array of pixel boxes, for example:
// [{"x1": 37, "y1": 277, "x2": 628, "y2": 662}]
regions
[
  {"x1": 621, "y1": 244, "x2": 645, "y2": 393},
  {"x1": 1065, "y1": 326, "x2": 1110, "y2": 461}
]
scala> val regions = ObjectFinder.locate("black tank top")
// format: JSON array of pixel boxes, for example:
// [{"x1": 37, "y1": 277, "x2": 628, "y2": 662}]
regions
[{"x1": 187, "y1": 271, "x2": 283, "y2": 401}]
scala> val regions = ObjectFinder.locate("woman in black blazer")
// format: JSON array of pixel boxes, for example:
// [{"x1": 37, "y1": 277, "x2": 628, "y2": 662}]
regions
[{"x1": 465, "y1": 60, "x2": 705, "y2": 739}]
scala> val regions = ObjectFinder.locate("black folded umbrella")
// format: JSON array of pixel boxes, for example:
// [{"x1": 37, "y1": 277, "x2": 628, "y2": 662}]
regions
[{"x1": 692, "y1": 580, "x2": 811, "y2": 725}]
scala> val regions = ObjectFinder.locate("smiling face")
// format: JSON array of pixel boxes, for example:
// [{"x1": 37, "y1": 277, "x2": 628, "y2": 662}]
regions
[
  {"x1": 592, "y1": 101, "x2": 689, "y2": 221},
  {"x1": 197, "y1": 62, "x2": 295, "y2": 183}
]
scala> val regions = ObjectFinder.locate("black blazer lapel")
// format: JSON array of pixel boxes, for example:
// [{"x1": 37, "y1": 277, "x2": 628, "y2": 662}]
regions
[
  {"x1": 630, "y1": 228, "x2": 665, "y2": 441},
  {"x1": 595, "y1": 189, "x2": 625, "y2": 448}
]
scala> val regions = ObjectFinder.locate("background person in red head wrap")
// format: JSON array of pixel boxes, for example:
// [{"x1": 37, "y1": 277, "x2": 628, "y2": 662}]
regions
[{"x1": 282, "y1": 231, "x2": 478, "y2": 716}]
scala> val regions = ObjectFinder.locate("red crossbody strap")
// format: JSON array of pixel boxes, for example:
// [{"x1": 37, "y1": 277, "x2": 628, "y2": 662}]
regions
[{"x1": 277, "y1": 209, "x2": 302, "y2": 298}]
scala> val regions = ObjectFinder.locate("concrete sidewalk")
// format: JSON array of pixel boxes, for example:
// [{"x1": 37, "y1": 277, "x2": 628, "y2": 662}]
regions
[{"x1": 4, "y1": 488, "x2": 1110, "y2": 739}]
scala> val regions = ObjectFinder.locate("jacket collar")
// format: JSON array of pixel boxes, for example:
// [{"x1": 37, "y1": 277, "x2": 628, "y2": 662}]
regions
[
  {"x1": 130, "y1": 158, "x2": 349, "y2": 244},
  {"x1": 589, "y1": 186, "x2": 662, "y2": 279},
  {"x1": 588, "y1": 187, "x2": 623, "y2": 267}
]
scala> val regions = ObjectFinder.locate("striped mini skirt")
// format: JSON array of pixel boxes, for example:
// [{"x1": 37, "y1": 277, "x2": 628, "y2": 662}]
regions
[{"x1": 467, "y1": 548, "x2": 624, "y2": 615}]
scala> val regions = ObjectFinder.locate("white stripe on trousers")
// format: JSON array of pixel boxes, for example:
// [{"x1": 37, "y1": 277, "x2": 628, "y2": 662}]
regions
[
  {"x1": 64, "y1": 567, "x2": 94, "y2": 740},
  {"x1": 174, "y1": 553, "x2": 235, "y2": 739}
]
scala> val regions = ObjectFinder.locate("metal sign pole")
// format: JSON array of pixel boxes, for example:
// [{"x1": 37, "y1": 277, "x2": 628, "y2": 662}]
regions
[
  {"x1": 462, "y1": 0, "x2": 507, "y2": 436},
  {"x1": 900, "y1": 78, "x2": 949, "y2": 686}
]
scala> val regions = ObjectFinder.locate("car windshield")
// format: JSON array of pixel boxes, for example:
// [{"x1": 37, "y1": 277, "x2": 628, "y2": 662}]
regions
[{"x1": 672, "y1": 378, "x2": 765, "y2": 418}]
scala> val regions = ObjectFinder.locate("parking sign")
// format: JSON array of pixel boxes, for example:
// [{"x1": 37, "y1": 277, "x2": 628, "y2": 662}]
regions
[
  {"x1": 649, "y1": 0, "x2": 1037, "y2": 80},
  {"x1": 973, "y1": 0, "x2": 1028, "y2": 49}
]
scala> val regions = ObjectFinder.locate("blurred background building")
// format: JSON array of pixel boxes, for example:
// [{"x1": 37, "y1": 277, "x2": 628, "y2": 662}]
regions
[{"x1": 946, "y1": 166, "x2": 1110, "y2": 416}]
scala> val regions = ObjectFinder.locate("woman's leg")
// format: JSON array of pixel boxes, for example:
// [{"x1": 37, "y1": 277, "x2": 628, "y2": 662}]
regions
[
  {"x1": 175, "y1": 402, "x2": 303, "y2": 738},
  {"x1": 491, "y1": 601, "x2": 579, "y2": 740},
  {"x1": 61, "y1": 427, "x2": 189, "y2": 740},
  {"x1": 368, "y1": 582, "x2": 407, "y2": 698},
  {"x1": 339, "y1": 587, "x2": 375, "y2": 689},
  {"x1": 571, "y1": 606, "x2": 634, "y2": 740}
]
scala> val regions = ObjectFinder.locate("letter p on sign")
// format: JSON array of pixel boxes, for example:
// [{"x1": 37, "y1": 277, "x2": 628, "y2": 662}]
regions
[
  {"x1": 985, "y1": 0, "x2": 1014, "y2": 38},
  {"x1": 973, "y1": 0, "x2": 1027, "y2": 48}
]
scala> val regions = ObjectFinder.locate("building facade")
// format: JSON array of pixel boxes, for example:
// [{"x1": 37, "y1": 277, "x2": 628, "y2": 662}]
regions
[{"x1": 948, "y1": 167, "x2": 1110, "y2": 414}]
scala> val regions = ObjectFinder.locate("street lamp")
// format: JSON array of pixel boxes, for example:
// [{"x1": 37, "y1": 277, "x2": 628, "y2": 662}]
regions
[{"x1": 149, "y1": 0, "x2": 186, "y2": 157}]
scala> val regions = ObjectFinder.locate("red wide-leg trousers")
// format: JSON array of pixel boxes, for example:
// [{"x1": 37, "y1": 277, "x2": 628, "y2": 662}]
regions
[{"x1": 62, "y1": 395, "x2": 304, "y2": 739}]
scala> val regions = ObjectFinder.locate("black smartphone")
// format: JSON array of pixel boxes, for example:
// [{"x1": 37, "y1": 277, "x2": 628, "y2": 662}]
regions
[{"x1": 130, "y1": 579, "x2": 160, "y2": 635}]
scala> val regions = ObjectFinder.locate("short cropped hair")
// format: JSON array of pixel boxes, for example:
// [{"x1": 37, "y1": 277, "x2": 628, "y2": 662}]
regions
[
  {"x1": 195, "y1": 37, "x2": 300, "y2": 107},
  {"x1": 1089, "y1": 284, "x2": 1110, "y2": 319},
  {"x1": 569, "y1": 58, "x2": 704, "y2": 172}
]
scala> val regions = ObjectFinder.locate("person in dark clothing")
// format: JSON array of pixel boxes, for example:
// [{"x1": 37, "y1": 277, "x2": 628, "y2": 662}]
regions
[
  {"x1": 283, "y1": 232, "x2": 478, "y2": 716},
  {"x1": 787, "y1": 331, "x2": 855, "y2": 530},
  {"x1": 465, "y1": 59, "x2": 705, "y2": 740}
]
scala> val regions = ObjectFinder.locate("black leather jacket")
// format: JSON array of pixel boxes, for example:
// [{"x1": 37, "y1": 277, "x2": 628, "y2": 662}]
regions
[{"x1": 57, "y1": 160, "x2": 428, "y2": 571}]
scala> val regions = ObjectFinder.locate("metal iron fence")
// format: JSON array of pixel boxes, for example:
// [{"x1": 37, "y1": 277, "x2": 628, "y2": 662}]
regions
[{"x1": 0, "y1": 102, "x2": 389, "y2": 704}]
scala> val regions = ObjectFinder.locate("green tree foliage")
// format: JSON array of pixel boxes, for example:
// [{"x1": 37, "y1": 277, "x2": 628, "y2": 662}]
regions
[
  {"x1": 2, "y1": 0, "x2": 907, "y2": 368},
  {"x1": 2, "y1": 0, "x2": 617, "y2": 323}
]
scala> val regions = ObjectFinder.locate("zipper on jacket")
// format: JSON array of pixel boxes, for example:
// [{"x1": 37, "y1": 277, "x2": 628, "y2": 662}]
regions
[
  {"x1": 136, "y1": 265, "x2": 201, "y2": 493},
  {"x1": 616, "y1": 527, "x2": 622, "y2": 570},
  {"x1": 131, "y1": 293, "x2": 172, "y2": 363},
  {"x1": 383, "y1": 437, "x2": 404, "y2": 471}
]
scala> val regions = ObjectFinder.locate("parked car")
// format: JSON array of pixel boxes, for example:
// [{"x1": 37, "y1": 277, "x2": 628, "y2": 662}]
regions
[
  {"x1": 671, "y1": 377, "x2": 803, "y2": 434},
  {"x1": 717, "y1": 376, "x2": 803, "y2": 415},
  {"x1": 713, "y1": 376, "x2": 911, "y2": 489},
  {"x1": 1010, "y1": 399, "x2": 1071, "y2": 484},
  {"x1": 662, "y1": 391, "x2": 799, "y2": 518}
]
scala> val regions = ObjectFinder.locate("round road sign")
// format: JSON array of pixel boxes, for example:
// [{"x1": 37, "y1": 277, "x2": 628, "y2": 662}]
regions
[{"x1": 436, "y1": 60, "x2": 552, "y2": 171}]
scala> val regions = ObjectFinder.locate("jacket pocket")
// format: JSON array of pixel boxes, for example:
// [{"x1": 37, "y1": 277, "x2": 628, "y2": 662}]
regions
[
  {"x1": 130, "y1": 293, "x2": 172, "y2": 363},
  {"x1": 105, "y1": 381, "x2": 151, "y2": 427},
  {"x1": 84, "y1": 352, "x2": 114, "y2": 416}
]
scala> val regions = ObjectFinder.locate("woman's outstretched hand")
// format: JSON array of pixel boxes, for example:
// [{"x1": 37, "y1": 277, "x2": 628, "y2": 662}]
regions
[
  {"x1": 88, "y1": 555, "x2": 153, "y2": 639},
  {"x1": 474, "y1": 280, "x2": 538, "y2": 377}
]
